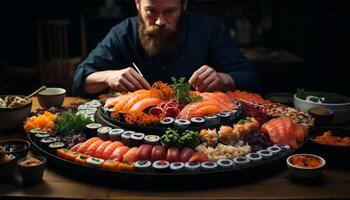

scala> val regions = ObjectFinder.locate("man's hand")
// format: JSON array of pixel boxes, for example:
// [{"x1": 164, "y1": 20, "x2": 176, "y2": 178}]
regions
[
  {"x1": 106, "y1": 67, "x2": 151, "y2": 92},
  {"x1": 189, "y1": 65, "x2": 236, "y2": 92}
]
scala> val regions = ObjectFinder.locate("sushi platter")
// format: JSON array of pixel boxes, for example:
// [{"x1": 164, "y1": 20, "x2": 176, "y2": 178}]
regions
[{"x1": 22, "y1": 80, "x2": 314, "y2": 183}]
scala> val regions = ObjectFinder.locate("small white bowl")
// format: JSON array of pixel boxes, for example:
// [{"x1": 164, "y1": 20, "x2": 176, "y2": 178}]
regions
[
  {"x1": 38, "y1": 88, "x2": 66, "y2": 108},
  {"x1": 287, "y1": 154, "x2": 326, "y2": 178}
]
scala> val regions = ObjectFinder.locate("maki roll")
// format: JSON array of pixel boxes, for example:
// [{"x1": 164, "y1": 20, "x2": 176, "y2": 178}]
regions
[
  {"x1": 121, "y1": 131, "x2": 135, "y2": 146},
  {"x1": 229, "y1": 110, "x2": 237, "y2": 121},
  {"x1": 152, "y1": 160, "x2": 170, "y2": 172},
  {"x1": 174, "y1": 119, "x2": 191, "y2": 128},
  {"x1": 78, "y1": 104, "x2": 88, "y2": 111},
  {"x1": 30, "y1": 128, "x2": 49, "y2": 141},
  {"x1": 97, "y1": 126, "x2": 112, "y2": 141},
  {"x1": 48, "y1": 142, "x2": 66, "y2": 154},
  {"x1": 108, "y1": 128, "x2": 124, "y2": 141},
  {"x1": 233, "y1": 156, "x2": 250, "y2": 168},
  {"x1": 86, "y1": 157, "x2": 105, "y2": 168},
  {"x1": 278, "y1": 144, "x2": 291, "y2": 155},
  {"x1": 39, "y1": 137, "x2": 57, "y2": 150},
  {"x1": 160, "y1": 117, "x2": 175, "y2": 127},
  {"x1": 217, "y1": 159, "x2": 234, "y2": 169},
  {"x1": 102, "y1": 160, "x2": 120, "y2": 171},
  {"x1": 257, "y1": 150, "x2": 273, "y2": 161},
  {"x1": 85, "y1": 108, "x2": 97, "y2": 115},
  {"x1": 170, "y1": 162, "x2": 185, "y2": 172},
  {"x1": 130, "y1": 132, "x2": 145, "y2": 147},
  {"x1": 201, "y1": 161, "x2": 218, "y2": 171},
  {"x1": 267, "y1": 145, "x2": 282, "y2": 156},
  {"x1": 216, "y1": 112, "x2": 231, "y2": 123},
  {"x1": 190, "y1": 117, "x2": 205, "y2": 127},
  {"x1": 245, "y1": 153, "x2": 263, "y2": 165},
  {"x1": 134, "y1": 160, "x2": 152, "y2": 172},
  {"x1": 85, "y1": 123, "x2": 102, "y2": 138},
  {"x1": 118, "y1": 162, "x2": 135, "y2": 172},
  {"x1": 184, "y1": 162, "x2": 200, "y2": 172},
  {"x1": 75, "y1": 154, "x2": 89, "y2": 165},
  {"x1": 144, "y1": 135, "x2": 160, "y2": 145},
  {"x1": 204, "y1": 115, "x2": 219, "y2": 126}
]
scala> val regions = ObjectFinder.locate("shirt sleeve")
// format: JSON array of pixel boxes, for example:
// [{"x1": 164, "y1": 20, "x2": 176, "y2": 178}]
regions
[
  {"x1": 72, "y1": 27, "x2": 124, "y2": 97},
  {"x1": 208, "y1": 22, "x2": 260, "y2": 92}
]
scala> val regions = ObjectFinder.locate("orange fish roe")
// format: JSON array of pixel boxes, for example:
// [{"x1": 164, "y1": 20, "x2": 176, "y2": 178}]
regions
[
  {"x1": 290, "y1": 155, "x2": 322, "y2": 168},
  {"x1": 150, "y1": 81, "x2": 175, "y2": 100},
  {"x1": 227, "y1": 90, "x2": 271, "y2": 105},
  {"x1": 124, "y1": 111, "x2": 164, "y2": 126},
  {"x1": 315, "y1": 130, "x2": 350, "y2": 147},
  {"x1": 23, "y1": 111, "x2": 56, "y2": 133}
]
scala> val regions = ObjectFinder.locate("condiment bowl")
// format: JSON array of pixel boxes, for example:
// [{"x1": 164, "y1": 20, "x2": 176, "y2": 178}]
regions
[
  {"x1": 17, "y1": 155, "x2": 46, "y2": 184},
  {"x1": 0, "y1": 95, "x2": 32, "y2": 130},
  {"x1": 287, "y1": 154, "x2": 326, "y2": 178},
  {"x1": 308, "y1": 106, "x2": 334, "y2": 126},
  {"x1": 37, "y1": 87, "x2": 66, "y2": 108},
  {"x1": 0, "y1": 139, "x2": 30, "y2": 159}
]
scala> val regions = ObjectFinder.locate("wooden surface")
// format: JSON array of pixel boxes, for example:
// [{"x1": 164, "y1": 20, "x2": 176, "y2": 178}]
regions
[{"x1": 1, "y1": 97, "x2": 350, "y2": 200}]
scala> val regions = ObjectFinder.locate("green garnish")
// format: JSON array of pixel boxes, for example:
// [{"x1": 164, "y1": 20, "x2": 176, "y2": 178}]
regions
[
  {"x1": 296, "y1": 88, "x2": 324, "y2": 100},
  {"x1": 180, "y1": 130, "x2": 200, "y2": 149},
  {"x1": 160, "y1": 128, "x2": 200, "y2": 148},
  {"x1": 238, "y1": 119, "x2": 249, "y2": 125},
  {"x1": 54, "y1": 112, "x2": 92, "y2": 136},
  {"x1": 171, "y1": 77, "x2": 202, "y2": 105}
]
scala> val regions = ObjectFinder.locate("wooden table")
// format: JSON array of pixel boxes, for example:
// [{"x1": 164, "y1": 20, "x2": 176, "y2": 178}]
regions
[{"x1": 1, "y1": 97, "x2": 350, "y2": 200}]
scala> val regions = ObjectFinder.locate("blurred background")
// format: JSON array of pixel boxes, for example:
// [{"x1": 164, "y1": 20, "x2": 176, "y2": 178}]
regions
[{"x1": 0, "y1": 0, "x2": 349, "y2": 97}]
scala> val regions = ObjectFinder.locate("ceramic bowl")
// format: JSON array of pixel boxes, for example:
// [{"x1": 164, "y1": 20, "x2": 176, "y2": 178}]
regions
[
  {"x1": 293, "y1": 92, "x2": 350, "y2": 124},
  {"x1": 0, "y1": 139, "x2": 30, "y2": 159},
  {"x1": 37, "y1": 87, "x2": 66, "y2": 108},
  {"x1": 0, "y1": 95, "x2": 32, "y2": 130},
  {"x1": 17, "y1": 155, "x2": 46, "y2": 184},
  {"x1": 287, "y1": 154, "x2": 326, "y2": 178}
]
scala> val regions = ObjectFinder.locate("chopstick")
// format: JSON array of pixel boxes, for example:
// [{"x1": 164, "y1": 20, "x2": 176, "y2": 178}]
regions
[{"x1": 132, "y1": 62, "x2": 144, "y2": 77}]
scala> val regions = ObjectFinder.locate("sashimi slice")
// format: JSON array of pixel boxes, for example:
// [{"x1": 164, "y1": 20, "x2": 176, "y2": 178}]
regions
[
  {"x1": 122, "y1": 147, "x2": 139, "y2": 162},
  {"x1": 76, "y1": 137, "x2": 102, "y2": 154},
  {"x1": 85, "y1": 141, "x2": 103, "y2": 156},
  {"x1": 70, "y1": 143, "x2": 82, "y2": 152},
  {"x1": 101, "y1": 141, "x2": 124, "y2": 159},
  {"x1": 293, "y1": 123, "x2": 308, "y2": 143},
  {"x1": 109, "y1": 146, "x2": 130, "y2": 161},
  {"x1": 94, "y1": 141, "x2": 112, "y2": 158},
  {"x1": 129, "y1": 98, "x2": 162, "y2": 112}
]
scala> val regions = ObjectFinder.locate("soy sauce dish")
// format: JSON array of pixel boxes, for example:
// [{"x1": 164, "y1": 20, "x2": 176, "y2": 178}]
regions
[{"x1": 286, "y1": 154, "x2": 326, "y2": 178}]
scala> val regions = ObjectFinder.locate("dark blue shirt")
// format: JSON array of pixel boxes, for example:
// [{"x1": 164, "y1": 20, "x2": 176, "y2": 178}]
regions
[{"x1": 73, "y1": 12, "x2": 259, "y2": 96}]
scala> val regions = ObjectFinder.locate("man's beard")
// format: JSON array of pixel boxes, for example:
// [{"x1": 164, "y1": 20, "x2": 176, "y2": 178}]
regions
[{"x1": 138, "y1": 15, "x2": 179, "y2": 56}]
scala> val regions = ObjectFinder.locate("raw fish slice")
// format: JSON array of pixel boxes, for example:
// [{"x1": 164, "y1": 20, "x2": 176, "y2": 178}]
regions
[
  {"x1": 201, "y1": 92, "x2": 237, "y2": 110},
  {"x1": 179, "y1": 101, "x2": 220, "y2": 119},
  {"x1": 70, "y1": 143, "x2": 82, "y2": 152},
  {"x1": 114, "y1": 90, "x2": 148, "y2": 111},
  {"x1": 109, "y1": 146, "x2": 130, "y2": 161},
  {"x1": 189, "y1": 152, "x2": 209, "y2": 163},
  {"x1": 122, "y1": 147, "x2": 139, "y2": 162},
  {"x1": 76, "y1": 137, "x2": 102, "y2": 154},
  {"x1": 101, "y1": 141, "x2": 124, "y2": 159},
  {"x1": 293, "y1": 123, "x2": 307, "y2": 143},
  {"x1": 94, "y1": 141, "x2": 112, "y2": 158},
  {"x1": 85, "y1": 141, "x2": 103, "y2": 156},
  {"x1": 122, "y1": 92, "x2": 152, "y2": 111},
  {"x1": 194, "y1": 105, "x2": 221, "y2": 117},
  {"x1": 129, "y1": 98, "x2": 162, "y2": 112},
  {"x1": 104, "y1": 94, "x2": 127, "y2": 108}
]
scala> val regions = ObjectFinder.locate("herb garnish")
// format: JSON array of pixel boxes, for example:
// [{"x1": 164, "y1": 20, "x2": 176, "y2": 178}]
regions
[{"x1": 171, "y1": 77, "x2": 202, "y2": 105}]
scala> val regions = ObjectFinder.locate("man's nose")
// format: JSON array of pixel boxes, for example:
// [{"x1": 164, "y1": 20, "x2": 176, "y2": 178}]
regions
[{"x1": 155, "y1": 14, "x2": 166, "y2": 27}]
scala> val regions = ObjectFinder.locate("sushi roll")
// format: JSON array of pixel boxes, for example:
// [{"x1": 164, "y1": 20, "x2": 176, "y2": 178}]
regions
[
  {"x1": 56, "y1": 148, "x2": 70, "y2": 158},
  {"x1": 190, "y1": 117, "x2": 205, "y2": 126},
  {"x1": 257, "y1": 150, "x2": 273, "y2": 161},
  {"x1": 134, "y1": 160, "x2": 152, "y2": 172},
  {"x1": 204, "y1": 115, "x2": 219, "y2": 126},
  {"x1": 144, "y1": 135, "x2": 160, "y2": 145},
  {"x1": 87, "y1": 100, "x2": 102, "y2": 108},
  {"x1": 64, "y1": 151, "x2": 80, "y2": 161},
  {"x1": 174, "y1": 119, "x2": 191, "y2": 128},
  {"x1": 160, "y1": 117, "x2": 175, "y2": 127},
  {"x1": 170, "y1": 162, "x2": 185, "y2": 172},
  {"x1": 201, "y1": 161, "x2": 218, "y2": 171},
  {"x1": 108, "y1": 128, "x2": 124, "y2": 141},
  {"x1": 216, "y1": 112, "x2": 231, "y2": 123},
  {"x1": 78, "y1": 104, "x2": 88, "y2": 111},
  {"x1": 245, "y1": 153, "x2": 263, "y2": 165},
  {"x1": 233, "y1": 156, "x2": 250, "y2": 168},
  {"x1": 267, "y1": 145, "x2": 282, "y2": 156},
  {"x1": 75, "y1": 154, "x2": 89, "y2": 165},
  {"x1": 30, "y1": 128, "x2": 49, "y2": 141},
  {"x1": 184, "y1": 162, "x2": 200, "y2": 172},
  {"x1": 97, "y1": 126, "x2": 112, "y2": 141},
  {"x1": 48, "y1": 142, "x2": 66, "y2": 154},
  {"x1": 217, "y1": 159, "x2": 234, "y2": 169},
  {"x1": 118, "y1": 162, "x2": 135, "y2": 172},
  {"x1": 278, "y1": 144, "x2": 291, "y2": 155},
  {"x1": 121, "y1": 131, "x2": 135, "y2": 146},
  {"x1": 85, "y1": 108, "x2": 97, "y2": 115},
  {"x1": 33, "y1": 131, "x2": 50, "y2": 143},
  {"x1": 130, "y1": 132, "x2": 145, "y2": 147},
  {"x1": 85, "y1": 123, "x2": 102, "y2": 138},
  {"x1": 152, "y1": 160, "x2": 170, "y2": 172},
  {"x1": 102, "y1": 160, "x2": 120, "y2": 171},
  {"x1": 39, "y1": 137, "x2": 57, "y2": 150},
  {"x1": 86, "y1": 157, "x2": 105, "y2": 168}
]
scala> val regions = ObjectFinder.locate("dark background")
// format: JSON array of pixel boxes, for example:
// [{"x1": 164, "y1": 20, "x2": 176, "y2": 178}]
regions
[{"x1": 0, "y1": 0, "x2": 349, "y2": 97}]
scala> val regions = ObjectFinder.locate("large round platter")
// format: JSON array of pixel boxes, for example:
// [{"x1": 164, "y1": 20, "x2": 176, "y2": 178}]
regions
[
  {"x1": 27, "y1": 133, "x2": 298, "y2": 186},
  {"x1": 96, "y1": 107, "x2": 240, "y2": 135}
]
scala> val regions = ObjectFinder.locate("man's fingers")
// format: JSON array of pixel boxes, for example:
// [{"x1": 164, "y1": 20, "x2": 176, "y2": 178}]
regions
[
  {"x1": 206, "y1": 78, "x2": 221, "y2": 92},
  {"x1": 120, "y1": 78, "x2": 137, "y2": 91},
  {"x1": 189, "y1": 65, "x2": 209, "y2": 86},
  {"x1": 129, "y1": 69, "x2": 151, "y2": 89},
  {"x1": 198, "y1": 73, "x2": 216, "y2": 91}
]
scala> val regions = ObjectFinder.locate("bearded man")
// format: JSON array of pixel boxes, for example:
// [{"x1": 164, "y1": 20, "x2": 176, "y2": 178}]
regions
[{"x1": 73, "y1": 0, "x2": 259, "y2": 96}]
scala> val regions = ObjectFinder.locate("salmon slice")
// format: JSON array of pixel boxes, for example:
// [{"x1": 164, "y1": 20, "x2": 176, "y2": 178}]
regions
[
  {"x1": 179, "y1": 101, "x2": 221, "y2": 119},
  {"x1": 104, "y1": 94, "x2": 127, "y2": 108},
  {"x1": 109, "y1": 146, "x2": 130, "y2": 161},
  {"x1": 85, "y1": 141, "x2": 103, "y2": 156},
  {"x1": 129, "y1": 98, "x2": 162, "y2": 112},
  {"x1": 94, "y1": 141, "x2": 112, "y2": 158},
  {"x1": 76, "y1": 137, "x2": 102, "y2": 154},
  {"x1": 189, "y1": 152, "x2": 209, "y2": 163},
  {"x1": 101, "y1": 141, "x2": 124, "y2": 159},
  {"x1": 70, "y1": 143, "x2": 82, "y2": 152},
  {"x1": 114, "y1": 90, "x2": 148, "y2": 111},
  {"x1": 122, "y1": 92, "x2": 152, "y2": 111},
  {"x1": 293, "y1": 123, "x2": 307, "y2": 143},
  {"x1": 201, "y1": 92, "x2": 237, "y2": 110},
  {"x1": 122, "y1": 147, "x2": 139, "y2": 162}
]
